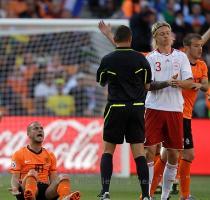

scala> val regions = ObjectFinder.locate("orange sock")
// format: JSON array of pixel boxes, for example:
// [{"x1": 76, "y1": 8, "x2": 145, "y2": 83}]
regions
[
  {"x1": 57, "y1": 179, "x2": 71, "y2": 199},
  {"x1": 24, "y1": 176, "x2": 37, "y2": 198},
  {"x1": 176, "y1": 154, "x2": 182, "y2": 180},
  {"x1": 154, "y1": 154, "x2": 161, "y2": 164},
  {"x1": 179, "y1": 159, "x2": 191, "y2": 198},
  {"x1": 150, "y1": 158, "x2": 166, "y2": 197}
]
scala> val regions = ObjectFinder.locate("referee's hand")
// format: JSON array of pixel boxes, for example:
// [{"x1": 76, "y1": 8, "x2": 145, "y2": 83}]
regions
[{"x1": 98, "y1": 20, "x2": 112, "y2": 37}]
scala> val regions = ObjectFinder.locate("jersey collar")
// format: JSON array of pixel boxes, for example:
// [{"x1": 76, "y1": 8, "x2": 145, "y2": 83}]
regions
[
  {"x1": 27, "y1": 145, "x2": 43, "y2": 154},
  {"x1": 156, "y1": 48, "x2": 174, "y2": 55}
]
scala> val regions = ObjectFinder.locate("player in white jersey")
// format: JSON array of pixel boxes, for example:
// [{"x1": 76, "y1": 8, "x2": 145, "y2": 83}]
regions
[
  {"x1": 145, "y1": 49, "x2": 192, "y2": 112},
  {"x1": 144, "y1": 22, "x2": 193, "y2": 200}
]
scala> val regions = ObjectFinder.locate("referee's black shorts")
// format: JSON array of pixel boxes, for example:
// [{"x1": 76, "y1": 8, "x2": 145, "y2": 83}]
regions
[
  {"x1": 183, "y1": 118, "x2": 194, "y2": 149},
  {"x1": 16, "y1": 182, "x2": 58, "y2": 200},
  {"x1": 103, "y1": 102, "x2": 145, "y2": 144}
]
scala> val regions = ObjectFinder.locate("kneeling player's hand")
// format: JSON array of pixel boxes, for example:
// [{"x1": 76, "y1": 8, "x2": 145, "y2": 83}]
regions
[
  {"x1": 8, "y1": 187, "x2": 21, "y2": 196},
  {"x1": 28, "y1": 169, "x2": 38, "y2": 176}
]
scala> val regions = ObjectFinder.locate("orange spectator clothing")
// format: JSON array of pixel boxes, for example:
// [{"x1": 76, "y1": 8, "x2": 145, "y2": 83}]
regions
[
  {"x1": 121, "y1": 0, "x2": 141, "y2": 18},
  {"x1": 182, "y1": 60, "x2": 208, "y2": 119},
  {"x1": 7, "y1": 0, "x2": 28, "y2": 16},
  {"x1": 10, "y1": 146, "x2": 57, "y2": 184}
]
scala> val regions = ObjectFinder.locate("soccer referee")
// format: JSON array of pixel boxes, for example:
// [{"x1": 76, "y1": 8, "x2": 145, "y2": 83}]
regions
[{"x1": 97, "y1": 25, "x2": 152, "y2": 200}]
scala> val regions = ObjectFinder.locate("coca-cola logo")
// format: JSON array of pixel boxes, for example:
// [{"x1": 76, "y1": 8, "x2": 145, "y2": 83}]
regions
[{"x1": 0, "y1": 118, "x2": 104, "y2": 172}]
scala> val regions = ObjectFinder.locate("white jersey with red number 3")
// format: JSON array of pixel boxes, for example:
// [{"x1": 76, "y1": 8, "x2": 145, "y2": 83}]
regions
[{"x1": 145, "y1": 49, "x2": 192, "y2": 112}]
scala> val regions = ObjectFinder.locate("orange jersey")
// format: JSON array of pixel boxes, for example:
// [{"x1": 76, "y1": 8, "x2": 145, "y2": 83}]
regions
[
  {"x1": 182, "y1": 60, "x2": 208, "y2": 119},
  {"x1": 10, "y1": 146, "x2": 56, "y2": 184}
]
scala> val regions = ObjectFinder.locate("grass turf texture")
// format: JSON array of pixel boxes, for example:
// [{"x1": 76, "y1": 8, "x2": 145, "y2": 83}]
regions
[{"x1": 0, "y1": 174, "x2": 209, "y2": 200}]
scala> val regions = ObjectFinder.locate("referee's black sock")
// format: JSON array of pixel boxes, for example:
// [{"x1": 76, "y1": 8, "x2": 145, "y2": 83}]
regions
[
  {"x1": 100, "y1": 153, "x2": 113, "y2": 194},
  {"x1": 135, "y1": 156, "x2": 149, "y2": 198}
]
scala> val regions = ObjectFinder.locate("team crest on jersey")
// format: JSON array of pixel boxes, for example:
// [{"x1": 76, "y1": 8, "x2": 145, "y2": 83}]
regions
[
  {"x1": 11, "y1": 161, "x2": 16, "y2": 168},
  {"x1": 173, "y1": 61, "x2": 180, "y2": 69}
]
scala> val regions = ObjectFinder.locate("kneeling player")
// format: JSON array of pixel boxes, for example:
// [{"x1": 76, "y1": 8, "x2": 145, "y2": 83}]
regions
[{"x1": 9, "y1": 121, "x2": 80, "y2": 200}]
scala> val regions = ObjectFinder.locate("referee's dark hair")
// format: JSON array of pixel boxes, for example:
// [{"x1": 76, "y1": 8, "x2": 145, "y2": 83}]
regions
[
  {"x1": 183, "y1": 33, "x2": 202, "y2": 47},
  {"x1": 114, "y1": 25, "x2": 132, "y2": 43}
]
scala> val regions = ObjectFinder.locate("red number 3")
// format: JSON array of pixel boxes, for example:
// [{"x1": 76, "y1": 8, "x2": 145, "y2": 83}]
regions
[{"x1": 155, "y1": 62, "x2": 161, "y2": 71}]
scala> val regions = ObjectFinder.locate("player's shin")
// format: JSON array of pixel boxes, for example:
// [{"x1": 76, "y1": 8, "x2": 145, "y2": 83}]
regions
[
  {"x1": 179, "y1": 159, "x2": 191, "y2": 199},
  {"x1": 161, "y1": 162, "x2": 178, "y2": 200},
  {"x1": 57, "y1": 179, "x2": 71, "y2": 199},
  {"x1": 150, "y1": 158, "x2": 166, "y2": 197},
  {"x1": 24, "y1": 175, "x2": 38, "y2": 200},
  {"x1": 135, "y1": 156, "x2": 150, "y2": 198}
]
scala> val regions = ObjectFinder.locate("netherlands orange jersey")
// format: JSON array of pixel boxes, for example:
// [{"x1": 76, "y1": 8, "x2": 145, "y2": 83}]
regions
[
  {"x1": 10, "y1": 146, "x2": 57, "y2": 184},
  {"x1": 182, "y1": 60, "x2": 208, "y2": 119}
]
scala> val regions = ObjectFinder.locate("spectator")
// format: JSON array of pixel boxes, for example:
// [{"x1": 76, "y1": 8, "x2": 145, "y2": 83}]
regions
[
  {"x1": 7, "y1": 0, "x2": 28, "y2": 18},
  {"x1": 46, "y1": 78, "x2": 75, "y2": 116},
  {"x1": 130, "y1": 8, "x2": 156, "y2": 52},
  {"x1": 172, "y1": 10, "x2": 193, "y2": 48},
  {"x1": 0, "y1": 0, "x2": 7, "y2": 17},
  {"x1": 184, "y1": 4, "x2": 205, "y2": 26},
  {"x1": 34, "y1": 72, "x2": 58, "y2": 99},
  {"x1": 160, "y1": 0, "x2": 180, "y2": 25}
]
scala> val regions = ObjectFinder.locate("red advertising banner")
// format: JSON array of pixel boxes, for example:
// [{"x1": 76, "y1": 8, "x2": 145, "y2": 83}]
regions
[
  {"x1": 130, "y1": 119, "x2": 210, "y2": 175},
  {"x1": 0, "y1": 117, "x2": 121, "y2": 174},
  {"x1": 0, "y1": 117, "x2": 209, "y2": 175}
]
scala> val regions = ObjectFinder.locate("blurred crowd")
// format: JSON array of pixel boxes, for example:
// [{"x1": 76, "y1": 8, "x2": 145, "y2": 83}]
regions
[
  {"x1": 0, "y1": 0, "x2": 209, "y2": 118},
  {"x1": 0, "y1": 32, "x2": 107, "y2": 117}
]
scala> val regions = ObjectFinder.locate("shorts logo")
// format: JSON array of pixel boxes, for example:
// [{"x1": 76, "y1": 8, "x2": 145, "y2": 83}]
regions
[
  {"x1": 185, "y1": 138, "x2": 190, "y2": 145},
  {"x1": 11, "y1": 161, "x2": 16, "y2": 168}
]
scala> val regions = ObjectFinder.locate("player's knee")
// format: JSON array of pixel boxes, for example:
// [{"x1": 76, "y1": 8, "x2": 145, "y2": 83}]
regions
[
  {"x1": 146, "y1": 148, "x2": 156, "y2": 162},
  {"x1": 183, "y1": 152, "x2": 195, "y2": 162},
  {"x1": 57, "y1": 174, "x2": 70, "y2": 184}
]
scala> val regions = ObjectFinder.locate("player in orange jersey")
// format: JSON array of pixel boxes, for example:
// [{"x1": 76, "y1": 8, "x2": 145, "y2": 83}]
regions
[
  {"x1": 9, "y1": 121, "x2": 80, "y2": 200},
  {"x1": 150, "y1": 33, "x2": 209, "y2": 200},
  {"x1": 179, "y1": 33, "x2": 208, "y2": 200}
]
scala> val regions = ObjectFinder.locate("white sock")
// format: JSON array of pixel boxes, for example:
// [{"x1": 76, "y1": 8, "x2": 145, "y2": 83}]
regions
[
  {"x1": 148, "y1": 161, "x2": 154, "y2": 195},
  {"x1": 161, "y1": 162, "x2": 177, "y2": 200}
]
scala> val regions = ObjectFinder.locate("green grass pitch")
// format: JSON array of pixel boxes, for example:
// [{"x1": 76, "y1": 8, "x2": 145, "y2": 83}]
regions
[{"x1": 0, "y1": 174, "x2": 210, "y2": 200}]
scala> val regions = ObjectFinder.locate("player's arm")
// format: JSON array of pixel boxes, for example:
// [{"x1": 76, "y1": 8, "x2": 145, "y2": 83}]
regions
[
  {"x1": 97, "y1": 58, "x2": 108, "y2": 87},
  {"x1": 202, "y1": 27, "x2": 210, "y2": 45},
  {"x1": 176, "y1": 78, "x2": 193, "y2": 89},
  {"x1": 98, "y1": 20, "x2": 116, "y2": 46},
  {"x1": 191, "y1": 78, "x2": 208, "y2": 92},
  {"x1": 147, "y1": 75, "x2": 180, "y2": 91},
  {"x1": 177, "y1": 53, "x2": 194, "y2": 89},
  {"x1": 48, "y1": 151, "x2": 58, "y2": 184},
  {"x1": 9, "y1": 173, "x2": 21, "y2": 196},
  {"x1": 49, "y1": 171, "x2": 58, "y2": 183},
  {"x1": 9, "y1": 151, "x2": 22, "y2": 196}
]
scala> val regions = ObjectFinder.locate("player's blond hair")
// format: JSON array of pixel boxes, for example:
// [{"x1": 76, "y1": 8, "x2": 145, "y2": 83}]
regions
[{"x1": 151, "y1": 21, "x2": 172, "y2": 49}]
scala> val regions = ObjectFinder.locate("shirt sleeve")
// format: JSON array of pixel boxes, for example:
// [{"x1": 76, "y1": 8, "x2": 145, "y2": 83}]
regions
[
  {"x1": 181, "y1": 53, "x2": 193, "y2": 80},
  {"x1": 96, "y1": 57, "x2": 107, "y2": 87},
  {"x1": 146, "y1": 55, "x2": 155, "y2": 81},
  {"x1": 201, "y1": 62, "x2": 208, "y2": 79},
  {"x1": 49, "y1": 152, "x2": 57, "y2": 172},
  {"x1": 142, "y1": 57, "x2": 152, "y2": 83},
  {"x1": 9, "y1": 151, "x2": 22, "y2": 174}
]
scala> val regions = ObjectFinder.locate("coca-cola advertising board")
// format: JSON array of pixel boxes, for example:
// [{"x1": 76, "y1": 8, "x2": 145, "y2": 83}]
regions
[{"x1": 0, "y1": 117, "x2": 121, "y2": 174}]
